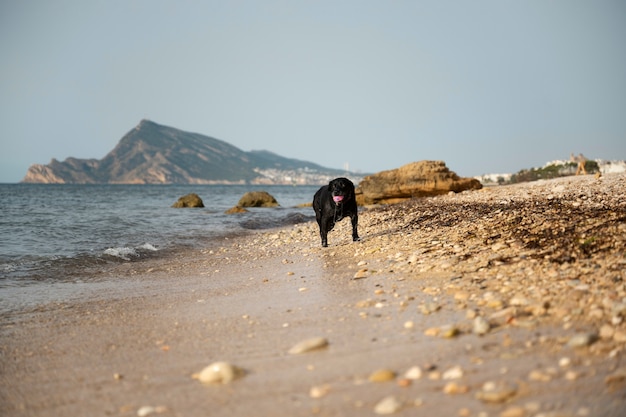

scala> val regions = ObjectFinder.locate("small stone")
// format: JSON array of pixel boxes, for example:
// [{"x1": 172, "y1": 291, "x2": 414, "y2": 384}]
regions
[
  {"x1": 558, "y1": 357, "x2": 571, "y2": 368},
  {"x1": 369, "y1": 369, "x2": 397, "y2": 382},
  {"x1": 424, "y1": 327, "x2": 440, "y2": 337},
  {"x1": 473, "y1": 316, "x2": 491, "y2": 335},
  {"x1": 441, "y1": 325, "x2": 461, "y2": 338},
  {"x1": 137, "y1": 406, "x2": 167, "y2": 416},
  {"x1": 605, "y1": 367, "x2": 626, "y2": 385},
  {"x1": 193, "y1": 361, "x2": 243, "y2": 384},
  {"x1": 455, "y1": 291, "x2": 470, "y2": 301},
  {"x1": 310, "y1": 384, "x2": 331, "y2": 398},
  {"x1": 509, "y1": 295, "x2": 530, "y2": 306},
  {"x1": 613, "y1": 330, "x2": 626, "y2": 343},
  {"x1": 404, "y1": 321, "x2": 415, "y2": 329},
  {"x1": 137, "y1": 406, "x2": 156, "y2": 417},
  {"x1": 443, "y1": 381, "x2": 469, "y2": 394},
  {"x1": 476, "y1": 381, "x2": 517, "y2": 403},
  {"x1": 374, "y1": 396, "x2": 402, "y2": 414},
  {"x1": 353, "y1": 269, "x2": 369, "y2": 279},
  {"x1": 599, "y1": 324, "x2": 614, "y2": 339},
  {"x1": 288, "y1": 337, "x2": 329, "y2": 354},
  {"x1": 567, "y1": 332, "x2": 598, "y2": 348},
  {"x1": 500, "y1": 406, "x2": 526, "y2": 417},
  {"x1": 397, "y1": 378, "x2": 412, "y2": 387},
  {"x1": 404, "y1": 366, "x2": 423, "y2": 380},
  {"x1": 565, "y1": 370, "x2": 581, "y2": 380},
  {"x1": 528, "y1": 369, "x2": 552, "y2": 382},
  {"x1": 443, "y1": 365, "x2": 464, "y2": 380}
]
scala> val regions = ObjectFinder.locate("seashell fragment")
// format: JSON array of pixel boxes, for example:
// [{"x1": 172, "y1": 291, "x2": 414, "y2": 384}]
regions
[
  {"x1": 288, "y1": 337, "x2": 329, "y2": 354},
  {"x1": 193, "y1": 361, "x2": 243, "y2": 384}
]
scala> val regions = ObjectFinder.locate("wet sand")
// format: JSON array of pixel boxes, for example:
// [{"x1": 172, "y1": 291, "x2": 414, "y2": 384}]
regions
[{"x1": 1, "y1": 173, "x2": 625, "y2": 417}]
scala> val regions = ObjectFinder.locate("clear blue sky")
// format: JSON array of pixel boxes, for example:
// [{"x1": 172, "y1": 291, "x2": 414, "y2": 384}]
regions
[{"x1": 2, "y1": 0, "x2": 625, "y2": 183}]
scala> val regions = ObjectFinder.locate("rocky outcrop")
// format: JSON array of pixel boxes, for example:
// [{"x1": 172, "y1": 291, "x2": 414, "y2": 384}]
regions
[
  {"x1": 237, "y1": 191, "x2": 279, "y2": 207},
  {"x1": 172, "y1": 193, "x2": 205, "y2": 208},
  {"x1": 355, "y1": 161, "x2": 482, "y2": 205}
]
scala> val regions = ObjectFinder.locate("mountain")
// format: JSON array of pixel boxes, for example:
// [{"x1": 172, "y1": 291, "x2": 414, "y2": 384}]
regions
[{"x1": 21, "y1": 120, "x2": 352, "y2": 184}]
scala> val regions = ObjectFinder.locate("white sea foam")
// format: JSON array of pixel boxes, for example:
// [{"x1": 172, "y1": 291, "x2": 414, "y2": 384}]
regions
[
  {"x1": 103, "y1": 247, "x2": 138, "y2": 261},
  {"x1": 139, "y1": 243, "x2": 158, "y2": 252}
]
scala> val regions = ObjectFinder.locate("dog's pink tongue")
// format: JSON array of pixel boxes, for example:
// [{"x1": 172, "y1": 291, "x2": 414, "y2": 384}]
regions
[{"x1": 333, "y1": 196, "x2": 344, "y2": 203}]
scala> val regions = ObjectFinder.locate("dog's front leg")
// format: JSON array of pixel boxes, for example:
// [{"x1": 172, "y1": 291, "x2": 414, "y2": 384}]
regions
[{"x1": 351, "y1": 214, "x2": 360, "y2": 242}]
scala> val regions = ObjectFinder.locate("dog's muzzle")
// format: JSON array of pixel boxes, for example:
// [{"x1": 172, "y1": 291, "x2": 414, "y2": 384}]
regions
[{"x1": 333, "y1": 195, "x2": 344, "y2": 203}]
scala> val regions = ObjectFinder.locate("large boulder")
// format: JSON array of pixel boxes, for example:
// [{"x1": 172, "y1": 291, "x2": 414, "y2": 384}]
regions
[
  {"x1": 355, "y1": 161, "x2": 482, "y2": 205},
  {"x1": 172, "y1": 193, "x2": 205, "y2": 208},
  {"x1": 237, "y1": 191, "x2": 279, "y2": 207}
]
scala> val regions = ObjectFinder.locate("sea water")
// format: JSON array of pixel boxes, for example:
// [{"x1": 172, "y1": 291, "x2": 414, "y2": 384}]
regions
[{"x1": 0, "y1": 184, "x2": 317, "y2": 290}]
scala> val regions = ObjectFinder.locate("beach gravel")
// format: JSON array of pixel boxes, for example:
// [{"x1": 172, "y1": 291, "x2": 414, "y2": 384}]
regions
[{"x1": 1, "y1": 173, "x2": 625, "y2": 417}]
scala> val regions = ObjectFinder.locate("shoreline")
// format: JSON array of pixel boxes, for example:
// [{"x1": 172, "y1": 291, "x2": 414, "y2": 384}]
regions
[{"x1": 1, "y1": 173, "x2": 625, "y2": 416}]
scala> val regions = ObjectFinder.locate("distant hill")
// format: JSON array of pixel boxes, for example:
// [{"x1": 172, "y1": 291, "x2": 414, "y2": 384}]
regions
[{"x1": 22, "y1": 120, "x2": 355, "y2": 184}]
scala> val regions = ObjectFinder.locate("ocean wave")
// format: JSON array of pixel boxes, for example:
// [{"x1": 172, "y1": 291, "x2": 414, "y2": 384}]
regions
[{"x1": 103, "y1": 243, "x2": 159, "y2": 261}]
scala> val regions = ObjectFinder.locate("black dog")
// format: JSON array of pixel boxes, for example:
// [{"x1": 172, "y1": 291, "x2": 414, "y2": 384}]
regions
[{"x1": 313, "y1": 177, "x2": 359, "y2": 247}]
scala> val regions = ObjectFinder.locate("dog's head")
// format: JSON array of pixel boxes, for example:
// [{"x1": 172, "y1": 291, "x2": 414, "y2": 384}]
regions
[{"x1": 328, "y1": 177, "x2": 355, "y2": 205}]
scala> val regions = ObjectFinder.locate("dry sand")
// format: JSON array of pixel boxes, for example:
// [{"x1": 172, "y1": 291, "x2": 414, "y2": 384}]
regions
[{"x1": 1, "y1": 173, "x2": 625, "y2": 417}]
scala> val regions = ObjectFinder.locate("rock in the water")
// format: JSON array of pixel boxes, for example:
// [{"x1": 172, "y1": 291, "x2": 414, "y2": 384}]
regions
[
  {"x1": 355, "y1": 161, "x2": 482, "y2": 205},
  {"x1": 237, "y1": 191, "x2": 279, "y2": 207},
  {"x1": 172, "y1": 193, "x2": 204, "y2": 208},
  {"x1": 225, "y1": 206, "x2": 249, "y2": 214}
]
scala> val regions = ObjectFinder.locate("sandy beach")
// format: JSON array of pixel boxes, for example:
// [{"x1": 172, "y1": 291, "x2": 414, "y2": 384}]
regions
[{"x1": 1, "y1": 173, "x2": 625, "y2": 417}]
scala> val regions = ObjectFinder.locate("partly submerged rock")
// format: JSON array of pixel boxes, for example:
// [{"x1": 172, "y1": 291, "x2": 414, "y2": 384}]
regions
[
  {"x1": 237, "y1": 191, "x2": 279, "y2": 207},
  {"x1": 172, "y1": 193, "x2": 204, "y2": 208},
  {"x1": 225, "y1": 206, "x2": 249, "y2": 214}
]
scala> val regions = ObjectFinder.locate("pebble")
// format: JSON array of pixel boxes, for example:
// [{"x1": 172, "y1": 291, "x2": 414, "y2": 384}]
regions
[
  {"x1": 443, "y1": 381, "x2": 469, "y2": 394},
  {"x1": 443, "y1": 365, "x2": 464, "y2": 380},
  {"x1": 193, "y1": 361, "x2": 243, "y2": 384},
  {"x1": 368, "y1": 369, "x2": 397, "y2": 382},
  {"x1": 476, "y1": 381, "x2": 517, "y2": 403},
  {"x1": 288, "y1": 337, "x2": 329, "y2": 354},
  {"x1": 441, "y1": 325, "x2": 461, "y2": 338},
  {"x1": 353, "y1": 269, "x2": 369, "y2": 279},
  {"x1": 567, "y1": 332, "x2": 598, "y2": 348},
  {"x1": 473, "y1": 316, "x2": 491, "y2": 335},
  {"x1": 500, "y1": 406, "x2": 526, "y2": 417},
  {"x1": 404, "y1": 366, "x2": 423, "y2": 380},
  {"x1": 309, "y1": 384, "x2": 331, "y2": 398},
  {"x1": 374, "y1": 396, "x2": 402, "y2": 415},
  {"x1": 137, "y1": 406, "x2": 167, "y2": 417}
]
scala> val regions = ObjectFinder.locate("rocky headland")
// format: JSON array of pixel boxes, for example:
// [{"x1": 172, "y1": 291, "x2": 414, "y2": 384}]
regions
[{"x1": 21, "y1": 120, "x2": 355, "y2": 185}]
